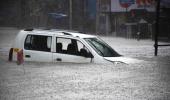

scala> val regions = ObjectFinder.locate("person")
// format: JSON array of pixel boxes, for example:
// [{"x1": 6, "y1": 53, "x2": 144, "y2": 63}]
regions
[{"x1": 137, "y1": 32, "x2": 140, "y2": 41}]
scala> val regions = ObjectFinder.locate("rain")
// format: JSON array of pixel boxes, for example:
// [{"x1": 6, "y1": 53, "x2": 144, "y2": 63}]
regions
[{"x1": 0, "y1": 0, "x2": 170, "y2": 100}]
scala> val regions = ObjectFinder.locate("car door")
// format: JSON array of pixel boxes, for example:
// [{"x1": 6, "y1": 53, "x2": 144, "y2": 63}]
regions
[
  {"x1": 24, "y1": 34, "x2": 53, "y2": 62},
  {"x1": 53, "y1": 37, "x2": 92, "y2": 63}
]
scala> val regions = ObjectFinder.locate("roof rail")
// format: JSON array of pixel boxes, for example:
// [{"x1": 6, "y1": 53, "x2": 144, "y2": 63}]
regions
[
  {"x1": 24, "y1": 28, "x2": 34, "y2": 31},
  {"x1": 62, "y1": 32, "x2": 72, "y2": 36}
]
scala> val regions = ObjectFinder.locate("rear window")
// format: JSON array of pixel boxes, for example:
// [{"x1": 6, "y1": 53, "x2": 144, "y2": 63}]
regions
[{"x1": 24, "y1": 35, "x2": 52, "y2": 52}]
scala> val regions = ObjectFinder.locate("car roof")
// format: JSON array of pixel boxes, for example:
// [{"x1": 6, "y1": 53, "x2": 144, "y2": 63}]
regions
[{"x1": 22, "y1": 29, "x2": 96, "y2": 38}]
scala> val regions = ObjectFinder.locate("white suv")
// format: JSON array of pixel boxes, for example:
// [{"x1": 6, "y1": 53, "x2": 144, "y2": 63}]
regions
[{"x1": 9, "y1": 29, "x2": 140, "y2": 64}]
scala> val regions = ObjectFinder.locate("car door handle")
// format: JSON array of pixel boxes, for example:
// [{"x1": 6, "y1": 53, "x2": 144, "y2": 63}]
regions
[
  {"x1": 25, "y1": 55, "x2": 31, "y2": 58},
  {"x1": 56, "y1": 58, "x2": 62, "y2": 61}
]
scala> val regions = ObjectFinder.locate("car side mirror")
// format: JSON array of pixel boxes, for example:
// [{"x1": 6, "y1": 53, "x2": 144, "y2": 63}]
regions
[
  {"x1": 80, "y1": 48, "x2": 94, "y2": 58},
  {"x1": 87, "y1": 52, "x2": 94, "y2": 58}
]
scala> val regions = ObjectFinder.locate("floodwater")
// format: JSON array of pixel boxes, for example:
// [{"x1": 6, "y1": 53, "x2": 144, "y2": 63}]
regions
[{"x1": 0, "y1": 28, "x2": 170, "y2": 100}]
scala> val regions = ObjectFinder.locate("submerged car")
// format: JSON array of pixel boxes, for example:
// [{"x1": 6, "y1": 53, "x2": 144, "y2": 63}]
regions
[{"x1": 9, "y1": 29, "x2": 140, "y2": 64}]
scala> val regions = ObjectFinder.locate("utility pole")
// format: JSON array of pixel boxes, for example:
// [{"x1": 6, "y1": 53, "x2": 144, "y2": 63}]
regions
[
  {"x1": 154, "y1": 0, "x2": 170, "y2": 56},
  {"x1": 69, "y1": 0, "x2": 72, "y2": 30},
  {"x1": 18, "y1": 0, "x2": 22, "y2": 28},
  {"x1": 96, "y1": 0, "x2": 99, "y2": 35},
  {"x1": 154, "y1": 0, "x2": 160, "y2": 56},
  {"x1": 83, "y1": 0, "x2": 86, "y2": 32}
]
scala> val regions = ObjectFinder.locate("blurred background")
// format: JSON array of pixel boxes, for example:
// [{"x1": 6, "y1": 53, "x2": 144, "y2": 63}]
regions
[{"x1": 0, "y1": 0, "x2": 170, "y2": 40}]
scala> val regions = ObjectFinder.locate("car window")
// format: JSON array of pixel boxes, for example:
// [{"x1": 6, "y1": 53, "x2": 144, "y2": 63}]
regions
[
  {"x1": 24, "y1": 35, "x2": 52, "y2": 52},
  {"x1": 85, "y1": 38, "x2": 121, "y2": 57},
  {"x1": 56, "y1": 37, "x2": 90, "y2": 56},
  {"x1": 57, "y1": 38, "x2": 71, "y2": 50}
]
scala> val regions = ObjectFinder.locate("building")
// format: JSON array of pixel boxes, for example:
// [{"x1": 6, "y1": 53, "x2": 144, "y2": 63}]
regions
[{"x1": 96, "y1": 0, "x2": 156, "y2": 39}]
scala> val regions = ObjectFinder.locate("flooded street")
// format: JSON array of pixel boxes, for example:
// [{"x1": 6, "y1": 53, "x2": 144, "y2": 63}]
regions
[{"x1": 0, "y1": 28, "x2": 170, "y2": 100}]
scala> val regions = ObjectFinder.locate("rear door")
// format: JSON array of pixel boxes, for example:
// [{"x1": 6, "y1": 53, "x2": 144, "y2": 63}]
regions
[
  {"x1": 53, "y1": 37, "x2": 92, "y2": 63},
  {"x1": 24, "y1": 34, "x2": 53, "y2": 62}
]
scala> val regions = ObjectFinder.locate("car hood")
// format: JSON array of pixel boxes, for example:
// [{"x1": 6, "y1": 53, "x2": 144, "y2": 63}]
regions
[{"x1": 104, "y1": 56, "x2": 142, "y2": 64}]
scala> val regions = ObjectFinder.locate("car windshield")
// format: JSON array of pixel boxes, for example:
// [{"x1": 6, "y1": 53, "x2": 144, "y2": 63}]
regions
[{"x1": 84, "y1": 38, "x2": 121, "y2": 57}]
